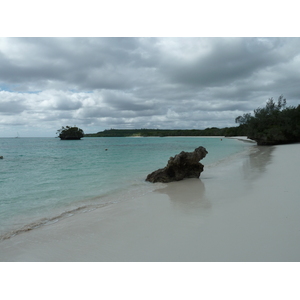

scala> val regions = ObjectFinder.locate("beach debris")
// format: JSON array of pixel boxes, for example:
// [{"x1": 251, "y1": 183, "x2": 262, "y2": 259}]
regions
[{"x1": 146, "y1": 146, "x2": 208, "y2": 183}]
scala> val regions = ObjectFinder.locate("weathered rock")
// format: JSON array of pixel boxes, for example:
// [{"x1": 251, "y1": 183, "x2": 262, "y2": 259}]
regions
[{"x1": 146, "y1": 146, "x2": 208, "y2": 183}]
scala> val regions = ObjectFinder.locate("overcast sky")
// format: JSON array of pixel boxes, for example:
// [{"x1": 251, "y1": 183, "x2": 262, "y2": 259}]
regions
[{"x1": 1, "y1": 37, "x2": 300, "y2": 137}]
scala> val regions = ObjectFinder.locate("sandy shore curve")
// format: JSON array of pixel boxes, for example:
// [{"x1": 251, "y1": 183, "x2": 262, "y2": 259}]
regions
[{"x1": 0, "y1": 141, "x2": 299, "y2": 262}]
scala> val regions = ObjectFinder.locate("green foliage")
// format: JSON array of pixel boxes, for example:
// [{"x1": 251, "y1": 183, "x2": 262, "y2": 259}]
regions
[
  {"x1": 235, "y1": 113, "x2": 251, "y2": 125},
  {"x1": 84, "y1": 126, "x2": 249, "y2": 137},
  {"x1": 235, "y1": 95, "x2": 300, "y2": 145},
  {"x1": 85, "y1": 128, "x2": 225, "y2": 137},
  {"x1": 57, "y1": 126, "x2": 84, "y2": 140}
]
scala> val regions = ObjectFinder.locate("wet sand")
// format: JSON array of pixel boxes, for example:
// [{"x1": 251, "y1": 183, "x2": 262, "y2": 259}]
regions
[{"x1": 0, "y1": 142, "x2": 300, "y2": 261}]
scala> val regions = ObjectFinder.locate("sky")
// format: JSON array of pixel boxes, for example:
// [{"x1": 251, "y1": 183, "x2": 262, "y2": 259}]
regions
[
  {"x1": 1, "y1": 37, "x2": 300, "y2": 137},
  {"x1": 1, "y1": 3, "x2": 300, "y2": 137}
]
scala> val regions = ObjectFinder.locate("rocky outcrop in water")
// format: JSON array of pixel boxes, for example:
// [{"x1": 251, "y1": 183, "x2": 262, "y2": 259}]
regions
[{"x1": 146, "y1": 146, "x2": 208, "y2": 183}]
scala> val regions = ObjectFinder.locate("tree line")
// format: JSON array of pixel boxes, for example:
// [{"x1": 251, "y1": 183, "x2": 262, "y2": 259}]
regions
[
  {"x1": 62, "y1": 95, "x2": 300, "y2": 145},
  {"x1": 235, "y1": 95, "x2": 300, "y2": 145},
  {"x1": 84, "y1": 126, "x2": 247, "y2": 137}
]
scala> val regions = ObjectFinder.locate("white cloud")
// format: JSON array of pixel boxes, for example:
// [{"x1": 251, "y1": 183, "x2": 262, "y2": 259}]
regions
[{"x1": 0, "y1": 37, "x2": 300, "y2": 137}]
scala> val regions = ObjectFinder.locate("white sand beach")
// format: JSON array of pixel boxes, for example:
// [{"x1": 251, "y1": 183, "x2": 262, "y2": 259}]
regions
[{"x1": 0, "y1": 141, "x2": 300, "y2": 262}]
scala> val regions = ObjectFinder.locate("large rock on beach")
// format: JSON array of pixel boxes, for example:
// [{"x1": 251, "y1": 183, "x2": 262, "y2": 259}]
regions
[{"x1": 146, "y1": 146, "x2": 208, "y2": 183}]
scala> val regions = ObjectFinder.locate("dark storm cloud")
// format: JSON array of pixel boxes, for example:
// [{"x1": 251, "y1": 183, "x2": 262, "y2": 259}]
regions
[{"x1": 1, "y1": 37, "x2": 300, "y2": 136}]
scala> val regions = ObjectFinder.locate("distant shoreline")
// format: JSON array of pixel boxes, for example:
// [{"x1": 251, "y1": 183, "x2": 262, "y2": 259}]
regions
[
  {"x1": 84, "y1": 128, "x2": 244, "y2": 138},
  {"x1": 84, "y1": 133, "x2": 256, "y2": 143}
]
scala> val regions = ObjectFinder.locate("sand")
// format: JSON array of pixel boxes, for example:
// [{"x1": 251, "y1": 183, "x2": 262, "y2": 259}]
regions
[{"x1": 0, "y1": 141, "x2": 300, "y2": 262}]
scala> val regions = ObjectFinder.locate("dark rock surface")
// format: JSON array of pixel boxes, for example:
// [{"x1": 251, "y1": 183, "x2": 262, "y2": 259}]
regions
[{"x1": 146, "y1": 146, "x2": 208, "y2": 183}]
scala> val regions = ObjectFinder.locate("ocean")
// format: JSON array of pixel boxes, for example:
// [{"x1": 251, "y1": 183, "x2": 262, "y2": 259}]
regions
[{"x1": 0, "y1": 136, "x2": 252, "y2": 239}]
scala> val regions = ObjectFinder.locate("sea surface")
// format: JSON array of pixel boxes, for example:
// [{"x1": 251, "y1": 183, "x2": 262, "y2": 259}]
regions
[{"x1": 0, "y1": 136, "x2": 252, "y2": 239}]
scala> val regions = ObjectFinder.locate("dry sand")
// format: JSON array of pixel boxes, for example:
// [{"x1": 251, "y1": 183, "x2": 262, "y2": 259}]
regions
[{"x1": 0, "y1": 142, "x2": 299, "y2": 261}]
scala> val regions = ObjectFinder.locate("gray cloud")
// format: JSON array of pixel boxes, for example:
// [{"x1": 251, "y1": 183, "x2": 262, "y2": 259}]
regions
[
  {"x1": 0, "y1": 91, "x2": 28, "y2": 114},
  {"x1": 0, "y1": 37, "x2": 300, "y2": 137},
  {"x1": 161, "y1": 38, "x2": 297, "y2": 87},
  {"x1": 0, "y1": 100, "x2": 27, "y2": 114}
]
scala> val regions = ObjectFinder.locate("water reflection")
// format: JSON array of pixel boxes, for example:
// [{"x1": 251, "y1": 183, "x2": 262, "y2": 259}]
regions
[
  {"x1": 154, "y1": 145, "x2": 275, "y2": 213},
  {"x1": 156, "y1": 178, "x2": 211, "y2": 213},
  {"x1": 241, "y1": 145, "x2": 275, "y2": 180}
]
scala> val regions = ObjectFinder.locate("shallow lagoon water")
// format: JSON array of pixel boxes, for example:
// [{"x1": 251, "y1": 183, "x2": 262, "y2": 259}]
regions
[{"x1": 0, "y1": 136, "x2": 252, "y2": 238}]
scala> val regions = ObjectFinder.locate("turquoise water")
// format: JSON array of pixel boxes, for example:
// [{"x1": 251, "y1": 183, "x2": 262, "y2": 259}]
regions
[{"x1": 0, "y1": 137, "x2": 251, "y2": 238}]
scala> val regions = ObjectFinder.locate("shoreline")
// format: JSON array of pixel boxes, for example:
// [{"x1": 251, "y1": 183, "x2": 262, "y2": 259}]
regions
[
  {"x1": 0, "y1": 136, "x2": 248, "y2": 240},
  {"x1": 0, "y1": 141, "x2": 299, "y2": 261},
  {"x1": 226, "y1": 136, "x2": 256, "y2": 143}
]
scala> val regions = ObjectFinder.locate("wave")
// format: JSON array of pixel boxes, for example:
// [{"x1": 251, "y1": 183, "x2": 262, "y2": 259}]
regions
[
  {"x1": 0, "y1": 179, "x2": 162, "y2": 241},
  {"x1": 0, "y1": 202, "x2": 111, "y2": 241}
]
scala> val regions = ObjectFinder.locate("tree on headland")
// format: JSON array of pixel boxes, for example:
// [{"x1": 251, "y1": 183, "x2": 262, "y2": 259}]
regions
[
  {"x1": 56, "y1": 126, "x2": 84, "y2": 140},
  {"x1": 235, "y1": 95, "x2": 300, "y2": 145}
]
